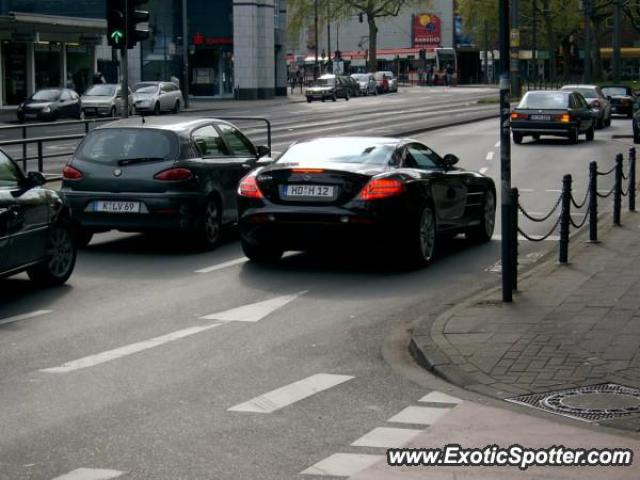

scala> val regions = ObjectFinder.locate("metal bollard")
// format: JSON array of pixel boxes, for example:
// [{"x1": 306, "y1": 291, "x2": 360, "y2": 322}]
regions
[
  {"x1": 37, "y1": 141, "x2": 43, "y2": 172},
  {"x1": 614, "y1": 153, "x2": 623, "y2": 226},
  {"x1": 21, "y1": 126, "x2": 27, "y2": 169},
  {"x1": 589, "y1": 161, "x2": 599, "y2": 243},
  {"x1": 511, "y1": 188, "x2": 519, "y2": 291},
  {"x1": 630, "y1": 147, "x2": 636, "y2": 212},
  {"x1": 559, "y1": 174, "x2": 572, "y2": 264}
]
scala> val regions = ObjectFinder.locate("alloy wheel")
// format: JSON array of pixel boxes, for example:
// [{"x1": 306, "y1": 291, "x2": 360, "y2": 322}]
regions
[
  {"x1": 484, "y1": 190, "x2": 496, "y2": 238},
  {"x1": 419, "y1": 207, "x2": 436, "y2": 261},
  {"x1": 203, "y1": 201, "x2": 220, "y2": 245},
  {"x1": 46, "y1": 227, "x2": 75, "y2": 278}
]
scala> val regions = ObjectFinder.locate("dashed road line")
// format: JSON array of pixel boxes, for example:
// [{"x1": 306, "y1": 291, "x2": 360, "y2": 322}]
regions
[
  {"x1": 494, "y1": 141, "x2": 501, "y2": 147},
  {"x1": 479, "y1": 167, "x2": 489, "y2": 174},
  {"x1": 300, "y1": 453, "x2": 382, "y2": 477},
  {"x1": 387, "y1": 405, "x2": 454, "y2": 425},
  {"x1": 195, "y1": 257, "x2": 246, "y2": 273},
  {"x1": 228, "y1": 373, "x2": 354, "y2": 414},
  {"x1": 351, "y1": 427, "x2": 422, "y2": 448},
  {"x1": 40, "y1": 323, "x2": 224, "y2": 373},
  {"x1": 50, "y1": 468, "x2": 125, "y2": 480},
  {"x1": 200, "y1": 291, "x2": 306, "y2": 323},
  {"x1": 486, "y1": 151, "x2": 495, "y2": 161},
  {"x1": 0, "y1": 310, "x2": 53, "y2": 327},
  {"x1": 419, "y1": 391, "x2": 462, "y2": 404}
]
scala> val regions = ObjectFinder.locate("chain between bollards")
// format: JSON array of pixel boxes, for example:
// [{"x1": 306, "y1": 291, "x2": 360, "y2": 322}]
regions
[
  {"x1": 510, "y1": 188, "x2": 519, "y2": 292},
  {"x1": 589, "y1": 161, "x2": 599, "y2": 243},
  {"x1": 559, "y1": 174, "x2": 572, "y2": 264},
  {"x1": 614, "y1": 153, "x2": 623, "y2": 226},
  {"x1": 630, "y1": 148, "x2": 636, "y2": 212}
]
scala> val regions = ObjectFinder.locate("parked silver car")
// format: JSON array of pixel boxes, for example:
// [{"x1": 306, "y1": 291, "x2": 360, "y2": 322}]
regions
[
  {"x1": 81, "y1": 84, "x2": 133, "y2": 117},
  {"x1": 560, "y1": 84, "x2": 611, "y2": 129},
  {"x1": 350, "y1": 73, "x2": 377, "y2": 96},
  {"x1": 132, "y1": 81, "x2": 184, "y2": 115}
]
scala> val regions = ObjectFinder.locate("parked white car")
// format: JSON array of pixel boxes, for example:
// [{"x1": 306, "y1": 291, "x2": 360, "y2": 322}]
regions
[
  {"x1": 81, "y1": 84, "x2": 133, "y2": 117},
  {"x1": 350, "y1": 73, "x2": 377, "y2": 96},
  {"x1": 132, "y1": 81, "x2": 184, "y2": 115}
]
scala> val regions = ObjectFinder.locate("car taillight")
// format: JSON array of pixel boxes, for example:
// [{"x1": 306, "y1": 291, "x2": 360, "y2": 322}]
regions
[
  {"x1": 63, "y1": 165, "x2": 83, "y2": 180},
  {"x1": 238, "y1": 172, "x2": 263, "y2": 199},
  {"x1": 560, "y1": 113, "x2": 571, "y2": 123},
  {"x1": 292, "y1": 168, "x2": 324, "y2": 173},
  {"x1": 358, "y1": 178, "x2": 405, "y2": 200},
  {"x1": 511, "y1": 112, "x2": 525, "y2": 120},
  {"x1": 154, "y1": 167, "x2": 193, "y2": 181},
  {"x1": 592, "y1": 100, "x2": 601, "y2": 108}
]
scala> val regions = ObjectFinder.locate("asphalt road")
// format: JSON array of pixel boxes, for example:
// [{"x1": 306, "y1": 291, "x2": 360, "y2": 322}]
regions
[
  {"x1": 0, "y1": 100, "x2": 635, "y2": 479},
  {"x1": 0, "y1": 87, "x2": 497, "y2": 176}
]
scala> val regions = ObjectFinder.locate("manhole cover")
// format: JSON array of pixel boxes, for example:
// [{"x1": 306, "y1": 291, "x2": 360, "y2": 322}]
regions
[{"x1": 506, "y1": 383, "x2": 640, "y2": 422}]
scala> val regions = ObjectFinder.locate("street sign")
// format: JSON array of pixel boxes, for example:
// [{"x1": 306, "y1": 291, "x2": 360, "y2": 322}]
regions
[{"x1": 510, "y1": 28, "x2": 520, "y2": 48}]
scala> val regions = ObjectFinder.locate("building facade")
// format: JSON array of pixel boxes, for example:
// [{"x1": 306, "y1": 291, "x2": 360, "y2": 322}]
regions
[{"x1": 0, "y1": 0, "x2": 286, "y2": 105}]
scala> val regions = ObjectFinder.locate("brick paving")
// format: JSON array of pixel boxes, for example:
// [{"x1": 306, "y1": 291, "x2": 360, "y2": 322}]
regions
[{"x1": 412, "y1": 211, "x2": 640, "y2": 429}]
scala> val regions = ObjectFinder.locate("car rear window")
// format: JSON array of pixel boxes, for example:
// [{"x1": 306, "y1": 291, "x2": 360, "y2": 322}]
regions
[
  {"x1": 563, "y1": 87, "x2": 597, "y2": 98},
  {"x1": 75, "y1": 128, "x2": 178, "y2": 164},
  {"x1": 602, "y1": 87, "x2": 629, "y2": 97},
  {"x1": 518, "y1": 92, "x2": 569, "y2": 109},
  {"x1": 277, "y1": 139, "x2": 395, "y2": 166}
]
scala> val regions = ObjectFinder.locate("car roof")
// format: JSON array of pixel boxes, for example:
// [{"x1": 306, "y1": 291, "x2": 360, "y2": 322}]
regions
[
  {"x1": 94, "y1": 115, "x2": 230, "y2": 135},
  {"x1": 294, "y1": 136, "x2": 407, "y2": 147},
  {"x1": 562, "y1": 84, "x2": 597, "y2": 89}
]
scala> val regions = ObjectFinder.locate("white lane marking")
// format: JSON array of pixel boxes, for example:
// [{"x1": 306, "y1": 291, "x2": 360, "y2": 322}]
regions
[
  {"x1": 493, "y1": 234, "x2": 561, "y2": 241},
  {"x1": 40, "y1": 324, "x2": 224, "y2": 374},
  {"x1": 546, "y1": 189, "x2": 562, "y2": 193},
  {"x1": 228, "y1": 373, "x2": 353, "y2": 414},
  {"x1": 195, "y1": 257, "x2": 246, "y2": 273},
  {"x1": 388, "y1": 406, "x2": 452, "y2": 425},
  {"x1": 495, "y1": 141, "x2": 501, "y2": 147},
  {"x1": 479, "y1": 167, "x2": 489, "y2": 175},
  {"x1": 0, "y1": 310, "x2": 52, "y2": 326},
  {"x1": 351, "y1": 427, "x2": 422, "y2": 448},
  {"x1": 200, "y1": 291, "x2": 306, "y2": 323},
  {"x1": 300, "y1": 453, "x2": 382, "y2": 476},
  {"x1": 485, "y1": 151, "x2": 495, "y2": 161},
  {"x1": 419, "y1": 391, "x2": 462, "y2": 404},
  {"x1": 51, "y1": 468, "x2": 125, "y2": 480},
  {"x1": 518, "y1": 188, "x2": 534, "y2": 193}
]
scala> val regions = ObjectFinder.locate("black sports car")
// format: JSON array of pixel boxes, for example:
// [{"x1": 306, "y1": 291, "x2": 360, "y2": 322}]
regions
[
  {"x1": 0, "y1": 148, "x2": 77, "y2": 286},
  {"x1": 237, "y1": 137, "x2": 496, "y2": 267},
  {"x1": 601, "y1": 85, "x2": 637, "y2": 118},
  {"x1": 16, "y1": 88, "x2": 83, "y2": 122}
]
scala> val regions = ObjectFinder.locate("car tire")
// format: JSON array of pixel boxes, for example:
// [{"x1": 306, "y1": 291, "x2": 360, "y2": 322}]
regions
[
  {"x1": 321, "y1": 97, "x2": 325, "y2": 102},
  {"x1": 628, "y1": 111, "x2": 634, "y2": 119},
  {"x1": 532, "y1": 134, "x2": 540, "y2": 142},
  {"x1": 345, "y1": 92, "x2": 350, "y2": 101},
  {"x1": 466, "y1": 189, "x2": 496, "y2": 243},
  {"x1": 586, "y1": 125, "x2": 595, "y2": 141},
  {"x1": 75, "y1": 229, "x2": 94, "y2": 249},
  {"x1": 110, "y1": 106, "x2": 117, "y2": 117},
  {"x1": 306, "y1": 96, "x2": 312, "y2": 103},
  {"x1": 513, "y1": 132, "x2": 524, "y2": 144},
  {"x1": 172, "y1": 100, "x2": 180, "y2": 114},
  {"x1": 568, "y1": 128, "x2": 579, "y2": 144},
  {"x1": 596, "y1": 118, "x2": 603, "y2": 129},
  {"x1": 605, "y1": 115, "x2": 611, "y2": 127},
  {"x1": 154, "y1": 102, "x2": 161, "y2": 115},
  {"x1": 17, "y1": 113, "x2": 24, "y2": 123},
  {"x1": 332, "y1": 93, "x2": 337, "y2": 102},
  {"x1": 400, "y1": 204, "x2": 437, "y2": 269},
  {"x1": 27, "y1": 222, "x2": 77, "y2": 287},
  {"x1": 241, "y1": 240, "x2": 283, "y2": 263},
  {"x1": 635, "y1": 129, "x2": 640, "y2": 144},
  {"x1": 194, "y1": 198, "x2": 222, "y2": 250}
]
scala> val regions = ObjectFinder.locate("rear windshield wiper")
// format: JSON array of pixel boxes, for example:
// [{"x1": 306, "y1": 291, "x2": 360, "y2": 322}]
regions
[{"x1": 117, "y1": 157, "x2": 166, "y2": 166}]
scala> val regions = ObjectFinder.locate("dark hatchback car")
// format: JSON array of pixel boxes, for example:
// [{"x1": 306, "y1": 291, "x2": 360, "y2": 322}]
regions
[
  {"x1": 511, "y1": 90, "x2": 595, "y2": 144},
  {"x1": 237, "y1": 137, "x2": 496, "y2": 268},
  {"x1": 17, "y1": 88, "x2": 83, "y2": 122},
  {"x1": 61, "y1": 116, "x2": 270, "y2": 248},
  {"x1": 305, "y1": 75, "x2": 351, "y2": 103},
  {"x1": 601, "y1": 85, "x2": 637, "y2": 118},
  {"x1": 0, "y1": 149, "x2": 76, "y2": 286}
]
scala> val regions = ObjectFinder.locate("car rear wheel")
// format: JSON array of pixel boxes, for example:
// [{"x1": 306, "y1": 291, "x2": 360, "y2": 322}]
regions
[
  {"x1": 345, "y1": 92, "x2": 350, "y2": 101},
  {"x1": 512, "y1": 132, "x2": 523, "y2": 144},
  {"x1": 154, "y1": 102, "x2": 160, "y2": 115},
  {"x1": 596, "y1": 118, "x2": 603, "y2": 129},
  {"x1": 605, "y1": 115, "x2": 611, "y2": 127},
  {"x1": 194, "y1": 199, "x2": 222, "y2": 249},
  {"x1": 172, "y1": 100, "x2": 180, "y2": 114},
  {"x1": 331, "y1": 93, "x2": 337, "y2": 102},
  {"x1": 400, "y1": 205, "x2": 437, "y2": 269},
  {"x1": 586, "y1": 125, "x2": 595, "y2": 141},
  {"x1": 466, "y1": 189, "x2": 496, "y2": 243},
  {"x1": 110, "y1": 106, "x2": 117, "y2": 117},
  {"x1": 27, "y1": 223, "x2": 77, "y2": 286},
  {"x1": 568, "y1": 128, "x2": 578, "y2": 144},
  {"x1": 532, "y1": 134, "x2": 540, "y2": 142},
  {"x1": 241, "y1": 240, "x2": 283, "y2": 263}
]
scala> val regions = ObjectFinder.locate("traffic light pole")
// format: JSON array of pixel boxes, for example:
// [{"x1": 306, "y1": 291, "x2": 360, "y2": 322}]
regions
[
  {"x1": 182, "y1": 0, "x2": 189, "y2": 108},
  {"x1": 121, "y1": 47, "x2": 129, "y2": 118},
  {"x1": 500, "y1": 0, "x2": 513, "y2": 302}
]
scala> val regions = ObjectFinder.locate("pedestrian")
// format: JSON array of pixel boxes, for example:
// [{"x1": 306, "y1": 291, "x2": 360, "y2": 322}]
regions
[
  {"x1": 92, "y1": 71, "x2": 106, "y2": 85},
  {"x1": 297, "y1": 69, "x2": 304, "y2": 94},
  {"x1": 170, "y1": 75, "x2": 180, "y2": 88},
  {"x1": 446, "y1": 63, "x2": 454, "y2": 87},
  {"x1": 426, "y1": 64, "x2": 433, "y2": 86},
  {"x1": 65, "y1": 72, "x2": 76, "y2": 91}
]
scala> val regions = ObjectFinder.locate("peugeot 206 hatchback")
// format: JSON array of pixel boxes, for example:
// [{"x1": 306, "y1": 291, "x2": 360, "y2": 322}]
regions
[{"x1": 61, "y1": 116, "x2": 271, "y2": 249}]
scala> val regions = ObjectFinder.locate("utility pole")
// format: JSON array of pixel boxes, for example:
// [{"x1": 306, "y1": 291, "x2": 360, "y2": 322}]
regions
[
  {"x1": 484, "y1": 20, "x2": 489, "y2": 84},
  {"x1": 584, "y1": 0, "x2": 592, "y2": 83},
  {"x1": 500, "y1": 0, "x2": 513, "y2": 302},
  {"x1": 327, "y1": 8, "x2": 331, "y2": 73},
  {"x1": 510, "y1": 0, "x2": 520, "y2": 98},
  {"x1": 314, "y1": 0, "x2": 319, "y2": 79},
  {"x1": 532, "y1": 0, "x2": 537, "y2": 81},
  {"x1": 121, "y1": 0, "x2": 129, "y2": 118},
  {"x1": 182, "y1": 0, "x2": 189, "y2": 108},
  {"x1": 613, "y1": 0, "x2": 621, "y2": 82}
]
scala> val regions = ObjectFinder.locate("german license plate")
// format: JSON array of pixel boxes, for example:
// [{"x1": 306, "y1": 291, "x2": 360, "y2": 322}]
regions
[
  {"x1": 531, "y1": 114, "x2": 550, "y2": 121},
  {"x1": 283, "y1": 184, "x2": 335, "y2": 199},
  {"x1": 93, "y1": 201, "x2": 141, "y2": 213}
]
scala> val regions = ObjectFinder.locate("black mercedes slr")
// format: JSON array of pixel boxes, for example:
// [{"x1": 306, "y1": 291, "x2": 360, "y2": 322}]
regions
[{"x1": 237, "y1": 137, "x2": 496, "y2": 268}]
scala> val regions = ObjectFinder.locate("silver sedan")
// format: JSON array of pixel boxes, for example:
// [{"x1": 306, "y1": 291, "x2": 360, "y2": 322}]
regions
[{"x1": 132, "y1": 81, "x2": 185, "y2": 115}]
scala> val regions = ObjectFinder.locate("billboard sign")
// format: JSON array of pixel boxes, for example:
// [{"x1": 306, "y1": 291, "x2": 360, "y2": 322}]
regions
[{"x1": 413, "y1": 14, "x2": 441, "y2": 47}]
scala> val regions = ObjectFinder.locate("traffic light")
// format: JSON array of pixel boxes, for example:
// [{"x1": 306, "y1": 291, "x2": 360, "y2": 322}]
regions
[
  {"x1": 107, "y1": 0, "x2": 126, "y2": 48},
  {"x1": 127, "y1": 0, "x2": 150, "y2": 49}
]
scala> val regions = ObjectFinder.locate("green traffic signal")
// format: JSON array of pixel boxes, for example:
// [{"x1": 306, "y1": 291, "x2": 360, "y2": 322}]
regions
[{"x1": 110, "y1": 30, "x2": 124, "y2": 44}]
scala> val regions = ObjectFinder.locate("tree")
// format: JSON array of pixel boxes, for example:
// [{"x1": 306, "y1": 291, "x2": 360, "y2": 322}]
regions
[{"x1": 288, "y1": 0, "x2": 430, "y2": 72}]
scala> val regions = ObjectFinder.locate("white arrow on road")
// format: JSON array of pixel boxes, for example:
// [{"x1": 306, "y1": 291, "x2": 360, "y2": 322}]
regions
[{"x1": 200, "y1": 291, "x2": 307, "y2": 323}]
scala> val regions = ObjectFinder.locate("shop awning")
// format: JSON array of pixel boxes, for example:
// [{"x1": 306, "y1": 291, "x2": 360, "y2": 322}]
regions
[{"x1": 0, "y1": 11, "x2": 106, "y2": 41}]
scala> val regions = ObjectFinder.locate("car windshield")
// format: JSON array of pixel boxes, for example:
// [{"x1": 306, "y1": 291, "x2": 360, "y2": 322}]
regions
[
  {"x1": 564, "y1": 87, "x2": 597, "y2": 99},
  {"x1": 75, "y1": 129, "x2": 178, "y2": 164},
  {"x1": 133, "y1": 84, "x2": 159, "y2": 94},
  {"x1": 84, "y1": 85, "x2": 117, "y2": 96},
  {"x1": 351, "y1": 74, "x2": 368, "y2": 81},
  {"x1": 602, "y1": 87, "x2": 629, "y2": 97},
  {"x1": 518, "y1": 92, "x2": 569, "y2": 109},
  {"x1": 31, "y1": 89, "x2": 61, "y2": 101},
  {"x1": 277, "y1": 139, "x2": 395, "y2": 166},
  {"x1": 315, "y1": 78, "x2": 334, "y2": 87}
]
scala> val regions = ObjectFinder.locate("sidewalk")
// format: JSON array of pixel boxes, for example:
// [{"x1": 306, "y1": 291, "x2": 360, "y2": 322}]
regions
[{"x1": 412, "y1": 210, "x2": 640, "y2": 432}]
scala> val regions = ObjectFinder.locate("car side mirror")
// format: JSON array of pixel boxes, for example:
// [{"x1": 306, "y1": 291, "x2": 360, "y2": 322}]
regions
[
  {"x1": 443, "y1": 154, "x2": 459, "y2": 169},
  {"x1": 257, "y1": 145, "x2": 271, "y2": 158},
  {"x1": 26, "y1": 171, "x2": 46, "y2": 187}
]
